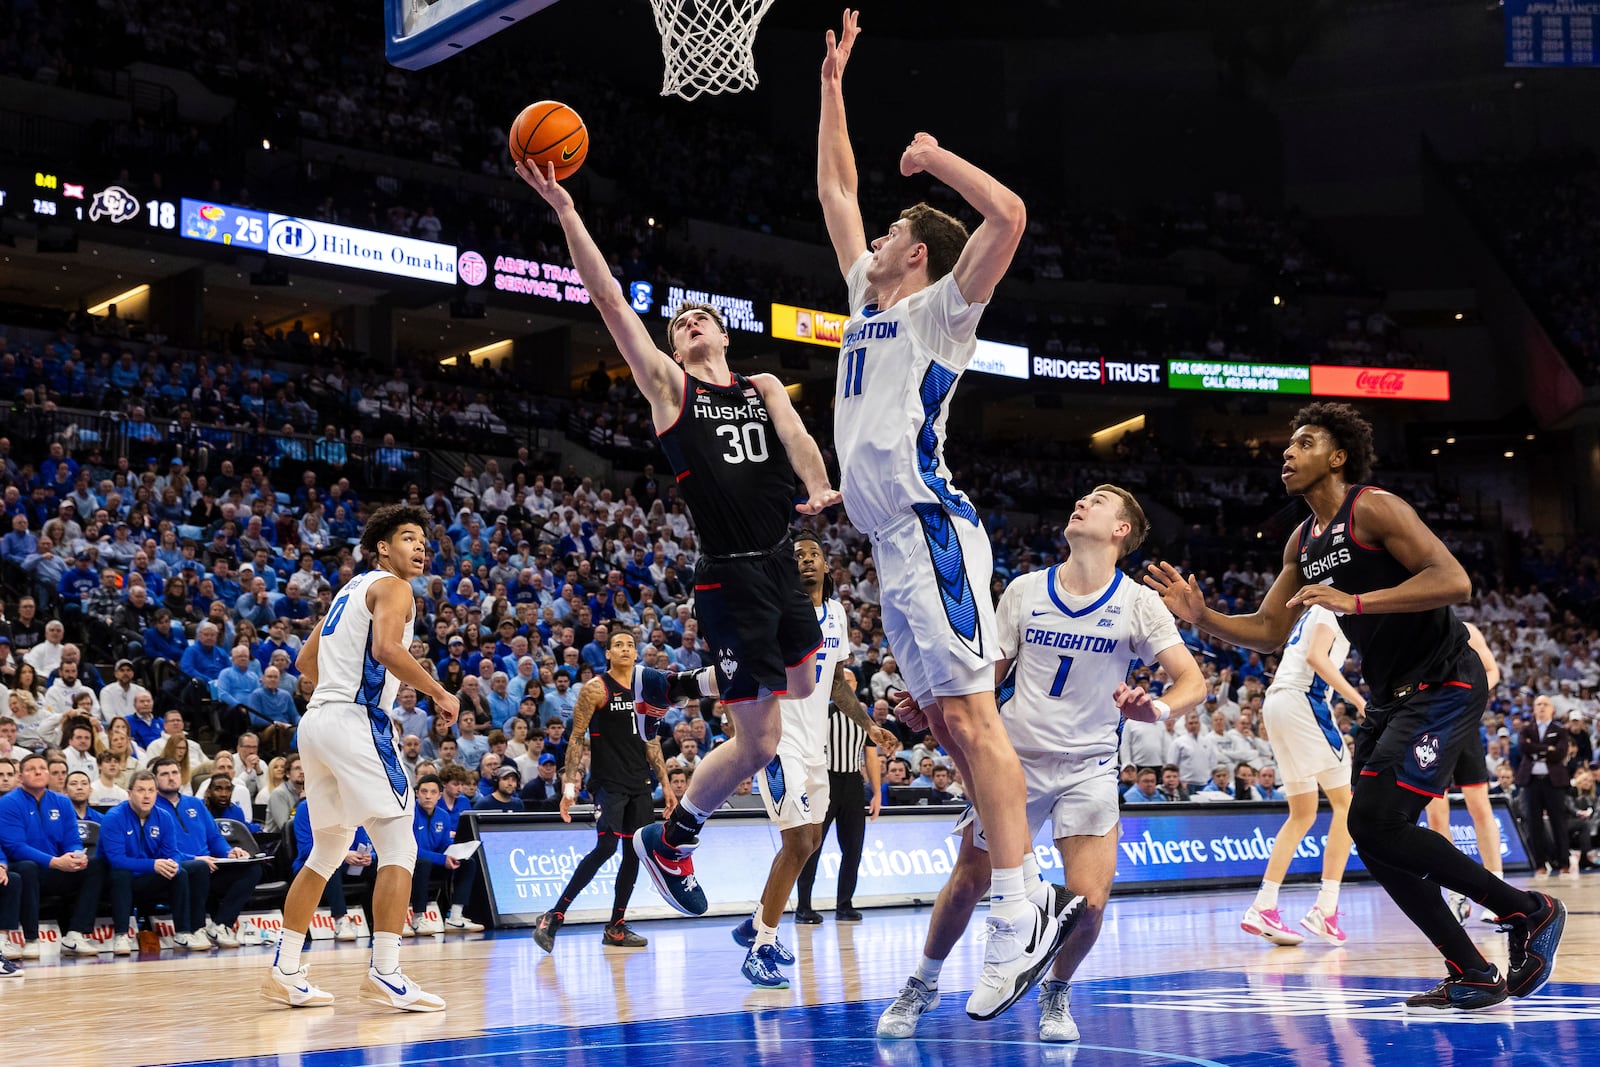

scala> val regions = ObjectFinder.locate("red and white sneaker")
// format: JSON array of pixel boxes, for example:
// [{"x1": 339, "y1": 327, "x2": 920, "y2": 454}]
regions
[
  {"x1": 1299, "y1": 905, "x2": 1348, "y2": 946},
  {"x1": 1242, "y1": 905, "x2": 1305, "y2": 946}
]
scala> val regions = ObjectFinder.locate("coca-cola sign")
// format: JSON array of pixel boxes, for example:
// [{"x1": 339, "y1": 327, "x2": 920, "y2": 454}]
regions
[{"x1": 1313, "y1": 366, "x2": 1450, "y2": 402}]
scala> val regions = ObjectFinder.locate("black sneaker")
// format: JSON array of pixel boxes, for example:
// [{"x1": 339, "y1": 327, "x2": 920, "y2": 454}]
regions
[
  {"x1": 532, "y1": 911, "x2": 563, "y2": 953},
  {"x1": 602, "y1": 921, "x2": 648, "y2": 948},
  {"x1": 1506, "y1": 892, "x2": 1566, "y2": 997},
  {"x1": 1403, "y1": 963, "x2": 1508, "y2": 1013},
  {"x1": 793, "y1": 908, "x2": 824, "y2": 925},
  {"x1": 835, "y1": 905, "x2": 863, "y2": 923}
]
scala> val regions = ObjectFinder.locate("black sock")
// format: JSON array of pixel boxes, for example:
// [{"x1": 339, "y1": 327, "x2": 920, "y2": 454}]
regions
[
  {"x1": 558, "y1": 834, "x2": 619, "y2": 913},
  {"x1": 611, "y1": 842, "x2": 640, "y2": 923},
  {"x1": 663, "y1": 804, "x2": 705, "y2": 849}
]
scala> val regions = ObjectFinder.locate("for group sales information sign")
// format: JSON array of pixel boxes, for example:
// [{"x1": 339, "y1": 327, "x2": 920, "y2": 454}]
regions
[{"x1": 1506, "y1": 0, "x2": 1599, "y2": 66}]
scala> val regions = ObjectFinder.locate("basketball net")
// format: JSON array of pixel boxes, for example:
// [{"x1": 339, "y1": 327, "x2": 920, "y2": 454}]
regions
[{"x1": 649, "y1": 0, "x2": 776, "y2": 100}]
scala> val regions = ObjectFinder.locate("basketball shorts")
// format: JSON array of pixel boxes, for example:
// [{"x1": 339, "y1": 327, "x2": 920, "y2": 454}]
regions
[
  {"x1": 1352, "y1": 646, "x2": 1488, "y2": 799},
  {"x1": 692, "y1": 548, "x2": 823, "y2": 705},
  {"x1": 1446, "y1": 724, "x2": 1490, "y2": 789},
  {"x1": 959, "y1": 749, "x2": 1121, "y2": 849},
  {"x1": 759, "y1": 749, "x2": 830, "y2": 832},
  {"x1": 299, "y1": 701, "x2": 413, "y2": 830},
  {"x1": 871, "y1": 504, "x2": 1000, "y2": 708},
  {"x1": 1262, "y1": 687, "x2": 1352, "y2": 796},
  {"x1": 591, "y1": 787, "x2": 654, "y2": 837}
]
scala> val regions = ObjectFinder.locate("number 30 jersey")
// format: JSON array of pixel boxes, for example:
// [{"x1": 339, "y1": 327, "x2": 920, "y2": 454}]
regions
[
  {"x1": 308, "y1": 569, "x2": 414, "y2": 714},
  {"x1": 656, "y1": 370, "x2": 799, "y2": 556},
  {"x1": 832, "y1": 251, "x2": 988, "y2": 536},
  {"x1": 993, "y1": 567, "x2": 1182, "y2": 762}
]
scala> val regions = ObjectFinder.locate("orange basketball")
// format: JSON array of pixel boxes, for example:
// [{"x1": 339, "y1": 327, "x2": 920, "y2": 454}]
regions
[{"x1": 509, "y1": 100, "x2": 588, "y2": 180}]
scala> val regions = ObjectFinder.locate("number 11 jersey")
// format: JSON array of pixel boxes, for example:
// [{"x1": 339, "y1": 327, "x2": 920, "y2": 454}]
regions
[{"x1": 657, "y1": 370, "x2": 799, "y2": 557}]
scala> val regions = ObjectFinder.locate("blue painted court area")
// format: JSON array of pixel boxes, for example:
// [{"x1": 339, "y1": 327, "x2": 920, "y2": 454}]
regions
[{"x1": 170, "y1": 971, "x2": 1600, "y2": 1067}]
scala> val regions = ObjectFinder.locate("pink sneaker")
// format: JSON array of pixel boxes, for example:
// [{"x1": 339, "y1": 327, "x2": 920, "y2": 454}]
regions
[
  {"x1": 1299, "y1": 905, "x2": 1348, "y2": 946},
  {"x1": 1242, "y1": 905, "x2": 1305, "y2": 946}
]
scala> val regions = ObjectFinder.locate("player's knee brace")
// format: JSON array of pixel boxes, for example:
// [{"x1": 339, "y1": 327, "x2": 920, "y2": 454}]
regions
[
  {"x1": 367, "y1": 815, "x2": 419, "y2": 870},
  {"x1": 304, "y1": 828, "x2": 358, "y2": 879}
]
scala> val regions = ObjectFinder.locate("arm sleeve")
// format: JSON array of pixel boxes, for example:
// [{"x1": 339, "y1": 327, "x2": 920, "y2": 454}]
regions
[{"x1": 994, "y1": 576, "x2": 1028, "y2": 662}]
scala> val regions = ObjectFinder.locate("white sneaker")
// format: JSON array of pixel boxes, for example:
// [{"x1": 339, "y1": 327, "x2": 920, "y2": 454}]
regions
[
  {"x1": 412, "y1": 916, "x2": 443, "y2": 936},
  {"x1": 214, "y1": 925, "x2": 240, "y2": 949},
  {"x1": 965, "y1": 888, "x2": 1079, "y2": 1021},
  {"x1": 876, "y1": 976, "x2": 940, "y2": 1038},
  {"x1": 0, "y1": 937, "x2": 20, "y2": 961},
  {"x1": 176, "y1": 930, "x2": 213, "y2": 951},
  {"x1": 334, "y1": 916, "x2": 358, "y2": 942},
  {"x1": 401, "y1": 922, "x2": 416, "y2": 937},
  {"x1": 1446, "y1": 891, "x2": 1473, "y2": 924},
  {"x1": 20, "y1": 941, "x2": 41, "y2": 960},
  {"x1": 444, "y1": 915, "x2": 484, "y2": 934},
  {"x1": 360, "y1": 967, "x2": 446, "y2": 1012},
  {"x1": 111, "y1": 936, "x2": 133, "y2": 956},
  {"x1": 58, "y1": 932, "x2": 102, "y2": 956},
  {"x1": 260, "y1": 965, "x2": 336, "y2": 1008},
  {"x1": 1038, "y1": 979, "x2": 1080, "y2": 1042}
]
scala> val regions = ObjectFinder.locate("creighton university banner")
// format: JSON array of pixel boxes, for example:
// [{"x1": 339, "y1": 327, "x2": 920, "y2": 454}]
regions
[{"x1": 470, "y1": 798, "x2": 1529, "y2": 926}]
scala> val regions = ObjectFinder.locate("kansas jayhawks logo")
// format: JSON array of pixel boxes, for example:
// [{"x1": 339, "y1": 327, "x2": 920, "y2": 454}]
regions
[{"x1": 1414, "y1": 733, "x2": 1441, "y2": 770}]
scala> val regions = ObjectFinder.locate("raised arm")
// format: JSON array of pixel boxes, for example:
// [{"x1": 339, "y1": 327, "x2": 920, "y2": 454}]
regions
[
  {"x1": 749, "y1": 374, "x2": 840, "y2": 515},
  {"x1": 1304, "y1": 621, "x2": 1366, "y2": 713},
  {"x1": 818, "y1": 9, "x2": 869, "y2": 277},
  {"x1": 1287, "y1": 490, "x2": 1471, "y2": 617},
  {"x1": 899, "y1": 134, "x2": 1026, "y2": 305},
  {"x1": 513, "y1": 161, "x2": 683, "y2": 426},
  {"x1": 1144, "y1": 534, "x2": 1304, "y2": 655}
]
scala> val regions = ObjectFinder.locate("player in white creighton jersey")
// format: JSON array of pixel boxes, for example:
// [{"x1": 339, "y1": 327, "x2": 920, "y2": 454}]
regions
[
  {"x1": 1243, "y1": 603, "x2": 1365, "y2": 948},
  {"x1": 261, "y1": 505, "x2": 460, "y2": 1013},
  {"x1": 878, "y1": 486, "x2": 1205, "y2": 1043},
  {"x1": 818, "y1": 11, "x2": 1069, "y2": 1024},
  {"x1": 735, "y1": 530, "x2": 899, "y2": 988}
]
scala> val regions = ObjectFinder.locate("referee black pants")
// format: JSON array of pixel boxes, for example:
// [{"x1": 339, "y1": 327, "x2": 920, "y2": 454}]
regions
[
  {"x1": 796, "y1": 771, "x2": 867, "y2": 911},
  {"x1": 1523, "y1": 775, "x2": 1570, "y2": 872}
]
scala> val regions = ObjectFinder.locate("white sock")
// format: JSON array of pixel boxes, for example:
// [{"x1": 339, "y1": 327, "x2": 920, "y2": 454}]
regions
[
  {"x1": 371, "y1": 931, "x2": 401, "y2": 975},
  {"x1": 1253, "y1": 879, "x2": 1280, "y2": 911},
  {"x1": 913, "y1": 955, "x2": 944, "y2": 988},
  {"x1": 1020, "y1": 852, "x2": 1053, "y2": 908},
  {"x1": 680, "y1": 795, "x2": 712, "y2": 822},
  {"x1": 752, "y1": 909, "x2": 778, "y2": 948},
  {"x1": 274, "y1": 930, "x2": 306, "y2": 975},
  {"x1": 989, "y1": 866, "x2": 1028, "y2": 922},
  {"x1": 449, "y1": 904, "x2": 464, "y2": 921},
  {"x1": 1315, "y1": 879, "x2": 1340, "y2": 914}
]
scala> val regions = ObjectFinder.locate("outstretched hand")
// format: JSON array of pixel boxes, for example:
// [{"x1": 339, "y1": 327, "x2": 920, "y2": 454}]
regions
[
  {"x1": 797, "y1": 487, "x2": 843, "y2": 515},
  {"x1": 821, "y1": 9, "x2": 861, "y2": 84},
  {"x1": 1143, "y1": 562, "x2": 1207, "y2": 624},
  {"x1": 900, "y1": 132, "x2": 940, "y2": 178},
  {"x1": 513, "y1": 158, "x2": 575, "y2": 213}
]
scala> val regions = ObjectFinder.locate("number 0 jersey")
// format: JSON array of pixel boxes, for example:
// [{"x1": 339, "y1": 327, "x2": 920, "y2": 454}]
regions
[
  {"x1": 994, "y1": 567, "x2": 1182, "y2": 762},
  {"x1": 1271, "y1": 605, "x2": 1351, "y2": 705},
  {"x1": 308, "y1": 569, "x2": 414, "y2": 714},
  {"x1": 656, "y1": 370, "x2": 798, "y2": 556},
  {"x1": 777, "y1": 597, "x2": 848, "y2": 761},
  {"x1": 832, "y1": 251, "x2": 988, "y2": 536}
]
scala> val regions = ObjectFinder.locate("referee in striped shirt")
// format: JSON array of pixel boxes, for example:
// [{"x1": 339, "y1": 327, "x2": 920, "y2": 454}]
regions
[{"x1": 795, "y1": 682, "x2": 885, "y2": 924}]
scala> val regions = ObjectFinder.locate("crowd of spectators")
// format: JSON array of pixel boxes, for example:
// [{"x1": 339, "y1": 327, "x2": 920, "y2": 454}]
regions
[{"x1": 1453, "y1": 151, "x2": 1600, "y2": 385}]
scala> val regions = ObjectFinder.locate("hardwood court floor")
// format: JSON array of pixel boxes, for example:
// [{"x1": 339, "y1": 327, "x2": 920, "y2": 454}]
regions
[{"x1": 2, "y1": 873, "x2": 1596, "y2": 1066}]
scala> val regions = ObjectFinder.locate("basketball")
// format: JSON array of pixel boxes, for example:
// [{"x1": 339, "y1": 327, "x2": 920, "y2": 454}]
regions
[{"x1": 509, "y1": 100, "x2": 588, "y2": 180}]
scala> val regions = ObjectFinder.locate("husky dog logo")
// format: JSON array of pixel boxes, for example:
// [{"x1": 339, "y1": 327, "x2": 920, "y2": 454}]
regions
[
  {"x1": 719, "y1": 647, "x2": 739, "y2": 678},
  {"x1": 1414, "y1": 733, "x2": 1440, "y2": 770}
]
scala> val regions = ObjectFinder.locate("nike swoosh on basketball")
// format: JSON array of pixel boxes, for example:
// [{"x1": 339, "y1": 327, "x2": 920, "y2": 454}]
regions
[{"x1": 561, "y1": 145, "x2": 580, "y2": 161}]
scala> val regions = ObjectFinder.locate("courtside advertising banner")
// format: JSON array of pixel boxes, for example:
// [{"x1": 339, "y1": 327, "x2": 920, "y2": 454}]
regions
[{"x1": 473, "y1": 799, "x2": 1528, "y2": 926}]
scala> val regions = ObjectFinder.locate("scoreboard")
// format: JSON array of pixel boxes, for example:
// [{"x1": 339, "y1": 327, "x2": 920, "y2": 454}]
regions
[
  {"x1": 12, "y1": 170, "x2": 180, "y2": 236},
  {"x1": 180, "y1": 199, "x2": 268, "y2": 249}
]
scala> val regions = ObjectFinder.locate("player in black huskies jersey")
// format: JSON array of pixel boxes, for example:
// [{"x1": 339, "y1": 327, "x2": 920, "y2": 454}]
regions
[
  {"x1": 1145, "y1": 402, "x2": 1564, "y2": 1014},
  {"x1": 532, "y1": 629, "x2": 687, "y2": 952},
  {"x1": 517, "y1": 160, "x2": 840, "y2": 917}
]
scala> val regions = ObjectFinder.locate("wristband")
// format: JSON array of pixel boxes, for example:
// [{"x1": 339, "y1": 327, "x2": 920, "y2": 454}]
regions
[
  {"x1": 1151, "y1": 699, "x2": 1172, "y2": 722},
  {"x1": 1354, "y1": 594, "x2": 1363, "y2": 616},
  {"x1": 563, "y1": 782, "x2": 577, "y2": 800}
]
